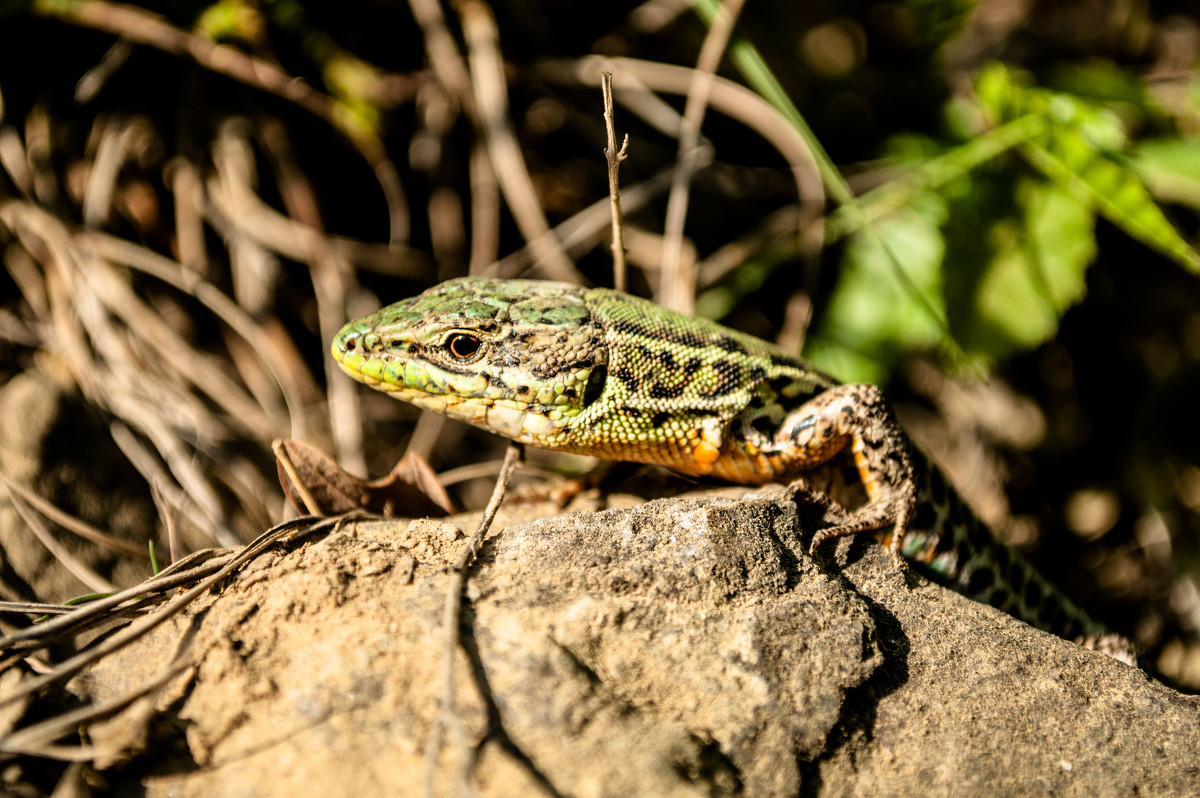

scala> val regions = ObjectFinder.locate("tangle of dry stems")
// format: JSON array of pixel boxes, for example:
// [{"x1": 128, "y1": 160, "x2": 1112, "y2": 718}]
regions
[{"x1": 0, "y1": 5, "x2": 842, "y2": 787}]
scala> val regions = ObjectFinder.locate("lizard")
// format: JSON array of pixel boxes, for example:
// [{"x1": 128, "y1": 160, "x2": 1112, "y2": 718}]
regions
[{"x1": 331, "y1": 276, "x2": 1135, "y2": 664}]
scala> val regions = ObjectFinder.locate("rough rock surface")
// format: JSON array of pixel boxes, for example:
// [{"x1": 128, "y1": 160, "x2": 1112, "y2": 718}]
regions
[{"x1": 68, "y1": 487, "x2": 1200, "y2": 797}]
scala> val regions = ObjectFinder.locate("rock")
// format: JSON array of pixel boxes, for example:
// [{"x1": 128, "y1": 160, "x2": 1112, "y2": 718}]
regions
[{"x1": 63, "y1": 488, "x2": 1200, "y2": 797}]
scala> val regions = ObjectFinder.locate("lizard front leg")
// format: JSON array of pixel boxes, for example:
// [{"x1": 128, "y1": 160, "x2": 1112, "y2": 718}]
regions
[{"x1": 774, "y1": 384, "x2": 918, "y2": 556}]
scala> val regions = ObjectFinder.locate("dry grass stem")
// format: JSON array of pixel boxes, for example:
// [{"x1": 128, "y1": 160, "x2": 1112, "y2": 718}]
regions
[
  {"x1": 660, "y1": 0, "x2": 747, "y2": 313},
  {"x1": 107, "y1": 421, "x2": 237, "y2": 550},
  {"x1": 33, "y1": 0, "x2": 411, "y2": 244},
  {"x1": 0, "y1": 516, "x2": 338, "y2": 712},
  {"x1": 405, "y1": 412, "x2": 449, "y2": 462},
  {"x1": 776, "y1": 289, "x2": 814, "y2": 355},
  {"x1": 695, "y1": 204, "x2": 805, "y2": 286},
  {"x1": 405, "y1": 0, "x2": 475, "y2": 113},
  {"x1": 434, "y1": 459, "x2": 561, "y2": 488},
  {"x1": 459, "y1": 1, "x2": 576, "y2": 282},
  {"x1": 257, "y1": 118, "x2": 367, "y2": 475},
  {"x1": 166, "y1": 157, "x2": 208, "y2": 276},
  {"x1": 37, "y1": 0, "x2": 412, "y2": 242},
  {"x1": 1, "y1": 657, "x2": 192, "y2": 760},
  {"x1": 79, "y1": 232, "x2": 308, "y2": 433},
  {"x1": 202, "y1": 165, "x2": 421, "y2": 277},
  {"x1": 6, "y1": 492, "x2": 118, "y2": 595},
  {"x1": 468, "y1": 141, "x2": 502, "y2": 273},
  {"x1": 150, "y1": 479, "x2": 179, "y2": 566},
  {"x1": 488, "y1": 165, "x2": 676, "y2": 278},
  {"x1": 0, "y1": 471, "x2": 150, "y2": 560},
  {"x1": 271, "y1": 440, "x2": 324, "y2": 516}
]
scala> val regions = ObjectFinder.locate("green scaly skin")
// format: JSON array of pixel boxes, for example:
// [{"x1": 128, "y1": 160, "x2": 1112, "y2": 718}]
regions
[{"x1": 332, "y1": 277, "x2": 1135, "y2": 663}]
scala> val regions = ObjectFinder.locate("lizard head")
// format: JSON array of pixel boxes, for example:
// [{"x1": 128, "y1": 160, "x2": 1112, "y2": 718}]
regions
[{"x1": 331, "y1": 277, "x2": 609, "y2": 442}]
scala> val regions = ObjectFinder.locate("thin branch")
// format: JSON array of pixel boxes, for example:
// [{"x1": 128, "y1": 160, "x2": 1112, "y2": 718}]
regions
[{"x1": 602, "y1": 72, "x2": 630, "y2": 292}]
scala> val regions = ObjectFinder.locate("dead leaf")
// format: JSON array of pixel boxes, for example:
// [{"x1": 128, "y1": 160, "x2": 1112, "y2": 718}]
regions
[{"x1": 274, "y1": 440, "x2": 454, "y2": 518}]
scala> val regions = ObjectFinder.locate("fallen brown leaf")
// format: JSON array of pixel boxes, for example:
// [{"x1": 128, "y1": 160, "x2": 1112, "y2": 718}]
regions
[{"x1": 274, "y1": 440, "x2": 454, "y2": 518}]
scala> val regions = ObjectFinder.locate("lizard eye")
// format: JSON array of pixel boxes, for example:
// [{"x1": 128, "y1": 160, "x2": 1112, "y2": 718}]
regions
[{"x1": 444, "y1": 333, "x2": 482, "y2": 360}]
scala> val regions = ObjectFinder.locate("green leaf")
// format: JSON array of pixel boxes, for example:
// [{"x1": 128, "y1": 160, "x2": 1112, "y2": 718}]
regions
[
  {"x1": 195, "y1": 0, "x2": 264, "y2": 42},
  {"x1": 1022, "y1": 135, "x2": 1200, "y2": 273},
  {"x1": 1047, "y1": 61, "x2": 1142, "y2": 101},
  {"x1": 1132, "y1": 137, "x2": 1200, "y2": 210},
  {"x1": 974, "y1": 62, "x2": 1200, "y2": 274},
  {"x1": 806, "y1": 193, "x2": 948, "y2": 383},
  {"x1": 975, "y1": 178, "x2": 1095, "y2": 352}
]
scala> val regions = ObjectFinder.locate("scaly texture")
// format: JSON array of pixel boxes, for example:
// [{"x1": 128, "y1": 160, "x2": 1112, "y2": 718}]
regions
[{"x1": 332, "y1": 277, "x2": 1133, "y2": 661}]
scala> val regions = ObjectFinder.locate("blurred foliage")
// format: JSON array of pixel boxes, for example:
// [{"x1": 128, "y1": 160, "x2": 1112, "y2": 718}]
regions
[{"x1": 808, "y1": 61, "x2": 1200, "y2": 382}]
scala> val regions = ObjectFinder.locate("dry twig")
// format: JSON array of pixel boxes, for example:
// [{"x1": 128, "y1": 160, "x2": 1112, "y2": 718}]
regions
[{"x1": 602, "y1": 72, "x2": 630, "y2": 291}]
